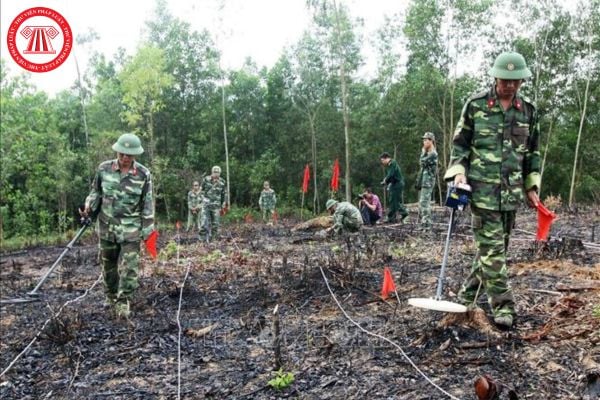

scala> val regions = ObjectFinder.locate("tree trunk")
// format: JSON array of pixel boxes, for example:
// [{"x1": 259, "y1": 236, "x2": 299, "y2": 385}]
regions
[
  {"x1": 332, "y1": 0, "x2": 352, "y2": 202},
  {"x1": 221, "y1": 79, "x2": 231, "y2": 206},
  {"x1": 539, "y1": 117, "x2": 554, "y2": 194},
  {"x1": 568, "y1": 37, "x2": 592, "y2": 208},
  {"x1": 309, "y1": 114, "x2": 320, "y2": 213},
  {"x1": 568, "y1": 75, "x2": 590, "y2": 207},
  {"x1": 148, "y1": 112, "x2": 155, "y2": 161},
  {"x1": 74, "y1": 55, "x2": 90, "y2": 147}
]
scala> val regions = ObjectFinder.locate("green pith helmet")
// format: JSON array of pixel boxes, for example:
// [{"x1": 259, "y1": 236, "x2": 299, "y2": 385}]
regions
[
  {"x1": 326, "y1": 199, "x2": 338, "y2": 210},
  {"x1": 112, "y1": 133, "x2": 144, "y2": 155},
  {"x1": 212, "y1": 165, "x2": 221, "y2": 174},
  {"x1": 488, "y1": 51, "x2": 532, "y2": 80},
  {"x1": 422, "y1": 132, "x2": 435, "y2": 141}
]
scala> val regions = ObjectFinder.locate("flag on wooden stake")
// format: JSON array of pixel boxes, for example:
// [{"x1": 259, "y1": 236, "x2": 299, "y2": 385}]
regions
[{"x1": 381, "y1": 266, "x2": 396, "y2": 300}]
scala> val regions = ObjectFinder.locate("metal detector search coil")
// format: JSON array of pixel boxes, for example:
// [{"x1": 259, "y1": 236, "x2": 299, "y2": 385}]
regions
[{"x1": 408, "y1": 182, "x2": 472, "y2": 314}]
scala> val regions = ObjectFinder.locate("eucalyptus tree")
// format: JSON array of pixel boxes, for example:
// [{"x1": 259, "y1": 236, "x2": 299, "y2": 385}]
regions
[
  {"x1": 73, "y1": 29, "x2": 99, "y2": 147},
  {"x1": 119, "y1": 45, "x2": 173, "y2": 216},
  {"x1": 145, "y1": 0, "x2": 221, "y2": 162},
  {"x1": 288, "y1": 32, "x2": 331, "y2": 212},
  {"x1": 119, "y1": 45, "x2": 173, "y2": 161},
  {"x1": 307, "y1": 0, "x2": 363, "y2": 202},
  {"x1": 567, "y1": 0, "x2": 600, "y2": 206}
]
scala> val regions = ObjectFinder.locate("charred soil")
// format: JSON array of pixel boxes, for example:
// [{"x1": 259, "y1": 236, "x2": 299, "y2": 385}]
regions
[{"x1": 1, "y1": 207, "x2": 599, "y2": 399}]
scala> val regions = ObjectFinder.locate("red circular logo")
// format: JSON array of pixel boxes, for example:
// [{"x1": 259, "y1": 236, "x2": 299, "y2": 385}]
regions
[{"x1": 6, "y1": 7, "x2": 73, "y2": 73}]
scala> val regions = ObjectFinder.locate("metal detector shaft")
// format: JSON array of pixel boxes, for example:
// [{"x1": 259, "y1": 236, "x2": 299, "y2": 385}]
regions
[
  {"x1": 27, "y1": 223, "x2": 89, "y2": 296},
  {"x1": 435, "y1": 208, "x2": 456, "y2": 300}
]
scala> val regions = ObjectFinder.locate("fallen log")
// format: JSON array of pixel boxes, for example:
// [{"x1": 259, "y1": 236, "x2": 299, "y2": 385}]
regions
[{"x1": 291, "y1": 216, "x2": 333, "y2": 231}]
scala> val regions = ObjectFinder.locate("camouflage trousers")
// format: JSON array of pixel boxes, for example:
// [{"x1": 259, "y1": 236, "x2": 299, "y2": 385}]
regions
[
  {"x1": 334, "y1": 217, "x2": 362, "y2": 234},
  {"x1": 186, "y1": 210, "x2": 201, "y2": 232},
  {"x1": 200, "y1": 206, "x2": 221, "y2": 237},
  {"x1": 459, "y1": 206, "x2": 516, "y2": 318},
  {"x1": 418, "y1": 186, "x2": 434, "y2": 227},
  {"x1": 100, "y1": 239, "x2": 140, "y2": 303},
  {"x1": 387, "y1": 186, "x2": 408, "y2": 222},
  {"x1": 262, "y1": 208, "x2": 275, "y2": 223}
]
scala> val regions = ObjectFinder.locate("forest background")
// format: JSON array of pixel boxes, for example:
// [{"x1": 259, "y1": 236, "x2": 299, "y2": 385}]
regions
[{"x1": 1, "y1": 0, "x2": 599, "y2": 245}]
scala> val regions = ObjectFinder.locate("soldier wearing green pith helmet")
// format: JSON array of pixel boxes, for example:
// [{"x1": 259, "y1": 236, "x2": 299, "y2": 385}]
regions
[
  {"x1": 325, "y1": 199, "x2": 363, "y2": 235},
  {"x1": 258, "y1": 181, "x2": 277, "y2": 223},
  {"x1": 80, "y1": 133, "x2": 155, "y2": 319},
  {"x1": 200, "y1": 165, "x2": 227, "y2": 240},
  {"x1": 444, "y1": 51, "x2": 541, "y2": 329}
]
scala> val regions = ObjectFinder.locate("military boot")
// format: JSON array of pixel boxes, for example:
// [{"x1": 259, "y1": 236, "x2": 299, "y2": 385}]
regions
[
  {"x1": 493, "y1": 308, "x2": 515, "y2": 330},
  {"x1": 115, "y1": 300, "x2": 131, "y2": 319}
]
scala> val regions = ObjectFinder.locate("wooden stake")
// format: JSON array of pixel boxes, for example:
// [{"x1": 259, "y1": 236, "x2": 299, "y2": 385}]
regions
[{"x1": 272, "y1": 304, "x2": 281, "y2": 370}]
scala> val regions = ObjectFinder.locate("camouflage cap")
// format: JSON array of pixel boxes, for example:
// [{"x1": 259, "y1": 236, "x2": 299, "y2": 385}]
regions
[
  {"x1": 112, "y1": 133, "x2": 144, "y2": 155},
  {"x1": 488, "y1": 51, "x2": 532, "y2": 80},
  {"x1": 422, "y1": 132, "x2": 435, "y2": 141},
  {"x1": 326, "y1": 199, "x2": 338, "y2": 210},
  {"x1": 212, "y1": 165, "x2": 221, "y2": 174}
]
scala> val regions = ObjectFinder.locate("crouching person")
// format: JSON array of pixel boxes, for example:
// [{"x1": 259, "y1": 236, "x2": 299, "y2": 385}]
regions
[{"x1": 325, "y1": 199, "x2": 363, "y2": 235}]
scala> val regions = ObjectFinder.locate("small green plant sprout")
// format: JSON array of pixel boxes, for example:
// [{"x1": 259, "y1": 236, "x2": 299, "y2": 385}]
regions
[
  {"x1": 267, "y1": 368, "x2": 294, "y2": 390},
  {"x1": 593, "y1": 305, "x2": 600, "y2": 319},
  {"x1": 159, "y1": 240, "x2": 178, "y2": 261}
]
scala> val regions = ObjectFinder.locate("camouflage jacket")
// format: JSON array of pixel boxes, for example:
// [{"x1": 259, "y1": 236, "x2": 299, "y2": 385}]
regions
[
  {"x1": 417, "y1": 150, "x2": 438, "y2": 189},
  {"x1": 383, "y1": 159, "x2": 404, "y2": 189},
  {"x1": 259, "y1": 189, "x2": 277, "y2": 210},
  {"x1": 187, "y1": 190, "x2": 202, "y2": 211},
  {"x1": 444, "y1": 86, "x2": 541, "y2": 211},
  {"x1": 85, "y1": 160, "x2": 154, "y2": 242},
  {"x1": 332, "y1": 201, "x2": 363, "y2": 234},
  {"x1": 201, "y1": 176, "x2": 227, "y2": 209}
]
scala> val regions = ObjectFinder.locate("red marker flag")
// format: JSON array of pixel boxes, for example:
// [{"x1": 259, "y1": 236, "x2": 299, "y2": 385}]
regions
[
  {"x1": 536, "y1": 202, "x2": 556, "y2": 241},
  {"x1": 302, "y1": 164, "x2": 310, "y2": 193},
  {"x1": 145, "y1": 230, "x2": 159, "y2": 259},
  {"x1": 175, "y1": 220, "x2": 181, "y2": 230},
  {"x1": 330, "y1": 159, "x2": 340, "y2": 192},
  {"x1": 381, "y1": 266, "x2": 396, "y2": 300}
]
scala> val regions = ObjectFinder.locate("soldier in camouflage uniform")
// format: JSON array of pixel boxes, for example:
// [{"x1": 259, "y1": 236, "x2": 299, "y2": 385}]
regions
[
  {"x1": 379, "y1": 152, "x2": 409, "y2": 223},
  {"x1": 80, "y1": 133, "x2": 154, "y2": 318},
  {"x1": 186, "y1": 181, "x2": 202, "y2": 232},
  {"x1": 325, "y1": 199, "x2": 363, "y2": 234},
  {"x1": 444, "y1": 52, "x2": 541, "y2": 329},
  {"x1": 200, "y1": 166, "x2": 227, "y2": 240},
  {"x1": 416, "y1": 132, "x2": 438, "y2": 229},
  {"x1": 258, "y1": 181, "x2": 277, "y2": 223}
]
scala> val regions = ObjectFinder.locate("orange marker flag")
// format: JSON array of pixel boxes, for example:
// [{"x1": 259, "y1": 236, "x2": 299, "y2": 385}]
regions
[
  {"x1": 381, "y1": 266, "x2": 396, "y2": 300},
  {"x1": 145, "y1": 230, "x2": 159, "y2": 259},
  {"x1": 273, "y1": 210, "x2": 278, "y2": 224},
  {"x1": 175, "y1": 220, "x2": 181, "y2": 230},
  {"x1": 330, "y1": 158, "x2": 340, "y2": 192},
  {"x1": 302, "y1": 164, "x2": 310, "y2": 193},
  {"x1": 536, "y1": 202, "x2": 556, "y2": 241}
]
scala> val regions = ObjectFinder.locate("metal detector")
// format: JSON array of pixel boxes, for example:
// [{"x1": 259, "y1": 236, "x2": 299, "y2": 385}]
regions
[
  {"x1": 408, "y1": 183, "x2": 471, "y2": 313},
  {"x1": 0, "y1": 218, "x2": 91, "y2": 305}
]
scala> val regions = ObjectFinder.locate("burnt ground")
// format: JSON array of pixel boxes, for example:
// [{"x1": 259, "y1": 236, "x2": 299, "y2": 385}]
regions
[{"x1": 1, "y1": 207, "x2": 599, "y2": 400}]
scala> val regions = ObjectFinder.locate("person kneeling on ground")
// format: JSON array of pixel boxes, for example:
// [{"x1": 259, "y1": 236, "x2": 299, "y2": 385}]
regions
[
  {"x1": 324, "y1": 199, "x2": 363, "y2": 235},
  {"x1": 358, "y1": 188, "x2": 382, "y2": 225}
]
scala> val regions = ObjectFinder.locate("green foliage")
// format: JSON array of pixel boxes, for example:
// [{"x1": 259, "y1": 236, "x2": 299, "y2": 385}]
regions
[
  {"x1": 2, "y1": 1, "x2": 600, "y2": 242},
  {"x1": 222, "y1": 206, "x2": 261, "y2": 224},
  {"x1": 267, "y1": 369, "x2": 295, "y2": 391},
  {"x1": 159, "y1": 240, "x2": 178, "y2": 261},
  {"x1": 594, "y1": 305, "x2": 600, "y2": 319},
  {"x1": 201, "y1": 250, "x2": 224, "y2": 265}
]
